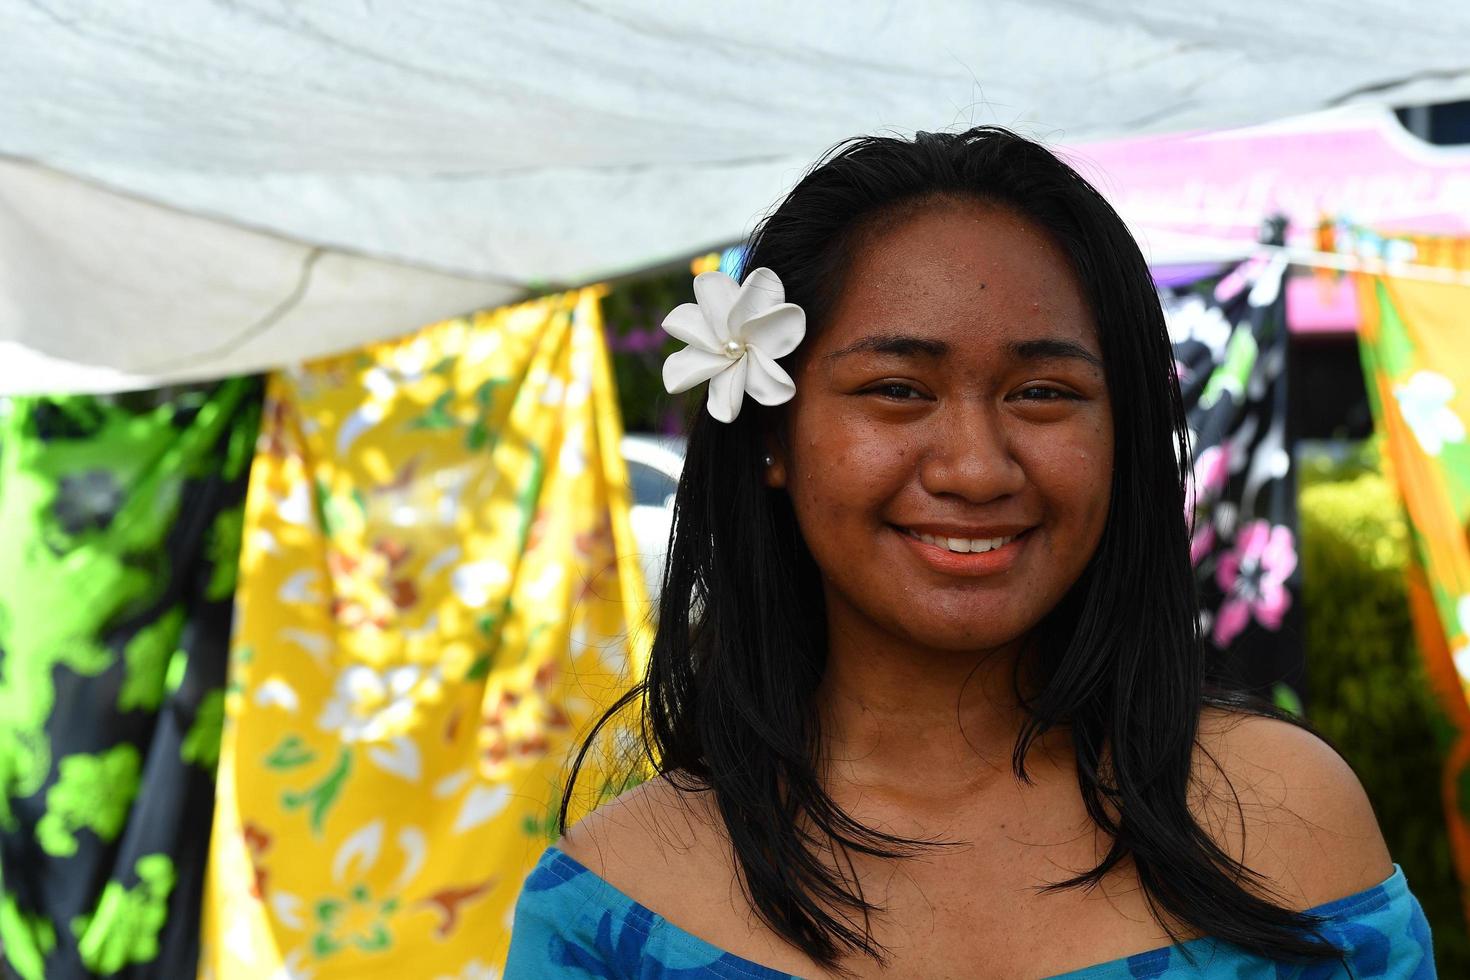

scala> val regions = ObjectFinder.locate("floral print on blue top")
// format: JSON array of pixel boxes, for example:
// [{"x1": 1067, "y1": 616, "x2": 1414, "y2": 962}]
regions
[
  {"x1": 509, "y1": 849, "x2": 796, "y2": 979},
  {"x1": 508, "y1": 848, "x2": 1435, "y2": 979}
]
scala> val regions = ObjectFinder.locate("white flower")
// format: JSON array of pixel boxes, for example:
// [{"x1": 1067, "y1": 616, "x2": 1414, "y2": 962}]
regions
[
  {"x1": 661, "y1": 267, "x2": 806, "y2": 422},
  {"x1": 1394, "y1": 371, "x2": 1466, "y2": 456}
]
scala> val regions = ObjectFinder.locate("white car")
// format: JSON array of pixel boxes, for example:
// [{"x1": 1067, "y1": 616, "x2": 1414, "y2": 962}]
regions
[{"x1": 620, "y1": 433, "x2": 686, "y2": 603}]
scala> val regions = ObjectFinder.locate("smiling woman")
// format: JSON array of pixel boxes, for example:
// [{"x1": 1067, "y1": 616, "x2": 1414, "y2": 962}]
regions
[
  {"x1": 506, "y1": 129, "x2": 1435, "y2": 978},
  {"x1": 772, "y1": 203, "x2": 1113, "y2": 662}
]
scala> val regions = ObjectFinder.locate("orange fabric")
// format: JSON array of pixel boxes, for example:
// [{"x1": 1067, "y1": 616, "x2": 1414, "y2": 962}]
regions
[{"x1": 1353, "y1": 267, "x2": 1470, "y2": 930}]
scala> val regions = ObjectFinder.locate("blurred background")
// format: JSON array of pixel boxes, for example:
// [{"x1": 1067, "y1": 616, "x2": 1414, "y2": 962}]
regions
[{"x1": 3, "y1": 3, "x2": 1470, "y2": 977}]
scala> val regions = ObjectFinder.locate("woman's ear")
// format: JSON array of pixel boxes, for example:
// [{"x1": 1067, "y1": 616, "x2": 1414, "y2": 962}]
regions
[{"x1": 762, "y1": 439, "x2": 788, "y2": 488}]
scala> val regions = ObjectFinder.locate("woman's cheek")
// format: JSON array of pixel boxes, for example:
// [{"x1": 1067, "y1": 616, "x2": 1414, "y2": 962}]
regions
[{"x1": 1052, "y1": 432, "x2": 1114, "y2": 542}]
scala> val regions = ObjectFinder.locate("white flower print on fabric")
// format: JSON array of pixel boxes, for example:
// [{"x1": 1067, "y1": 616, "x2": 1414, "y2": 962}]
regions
[
  {"x1": 661, "y1": 267, "x2": 806, "y2": 423},
  {"x1": 1164, "y1": 294, "x2": 1233, "y2": 361},
  {"x1": 1394, "y1": 370, "x2": 1467, "y2": 456},
  {"x1": 317, "y1": 664, "x2": 442, "y2": 743},
  {"x1": 1455, "y1": 642, "x2": 1470, "y2": 684},
  {"x1": 1454, "y1": 595, "x2": 1470, "y2": 682}
]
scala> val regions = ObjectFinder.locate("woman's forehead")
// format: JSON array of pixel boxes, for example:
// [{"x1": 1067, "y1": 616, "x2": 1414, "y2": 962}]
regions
[{"x1": 821, "y1": 201, "x2": 1099, "y2": 354}]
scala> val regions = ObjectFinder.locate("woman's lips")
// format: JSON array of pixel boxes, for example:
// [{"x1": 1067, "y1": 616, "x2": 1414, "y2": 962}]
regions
[{"x1": 894, "y1": 525, "x2": 1029, "y2": 576}]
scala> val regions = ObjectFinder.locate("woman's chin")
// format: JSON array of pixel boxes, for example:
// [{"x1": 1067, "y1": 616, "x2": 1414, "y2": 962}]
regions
[{"x1": 886, "y1": 615, "x2": 1034, "y2": 658}]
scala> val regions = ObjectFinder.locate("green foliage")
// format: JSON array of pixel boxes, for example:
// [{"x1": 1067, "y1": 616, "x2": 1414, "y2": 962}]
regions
[
  {"x1": 602, "y1": 268, "x2": 699, "y2": 434},
  {"x1": 1300, "y1": 443, "x2": 1467, "y2": 969}
]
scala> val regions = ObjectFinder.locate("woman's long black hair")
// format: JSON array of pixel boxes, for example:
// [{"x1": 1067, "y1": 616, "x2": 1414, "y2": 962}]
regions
[{"x1": 563, "y1": 127, "x2": 1340, "y2": 970}]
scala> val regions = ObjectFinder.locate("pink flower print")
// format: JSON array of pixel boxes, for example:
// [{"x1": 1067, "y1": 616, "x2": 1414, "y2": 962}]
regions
[
  {"x1": 1212, "y1": 521, "x2": 1297, "y2": 647},
  {"x1": 1185, "y1": 442, "x2": 1232, "y2": 517},
  {"x1": 1196, "y1": 444, "x2": 1231, "y2": 494},
  {"x1": 1189, "y1": 523, "x2": 1216, "y2": 567}
]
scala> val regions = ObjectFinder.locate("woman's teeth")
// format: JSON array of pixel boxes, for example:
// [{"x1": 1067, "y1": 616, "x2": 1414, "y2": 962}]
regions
[{"x1": 908, "y1": 530, "x2": 1018, "y2": 554}]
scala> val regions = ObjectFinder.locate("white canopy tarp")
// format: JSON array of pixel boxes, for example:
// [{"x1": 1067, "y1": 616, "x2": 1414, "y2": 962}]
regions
[{"x1": 4, "y1": 1, "x2": 1470, "y2": 393}]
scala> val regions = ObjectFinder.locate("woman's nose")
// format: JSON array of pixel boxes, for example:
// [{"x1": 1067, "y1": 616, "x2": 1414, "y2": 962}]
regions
[{"x1": 916, "y1": 401, "x2": 1026, "y2": 503}]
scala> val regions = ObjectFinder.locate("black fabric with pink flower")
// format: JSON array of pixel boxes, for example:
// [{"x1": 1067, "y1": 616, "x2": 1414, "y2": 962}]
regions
[{"x1": 1165, "y1": 256, "x2": 1303, "y2": 709}]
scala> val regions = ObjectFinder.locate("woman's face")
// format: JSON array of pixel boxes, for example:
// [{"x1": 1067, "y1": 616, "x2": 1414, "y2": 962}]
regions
[{"x1": 768, "y1": 200, "x2": 1113, "y2": 657}]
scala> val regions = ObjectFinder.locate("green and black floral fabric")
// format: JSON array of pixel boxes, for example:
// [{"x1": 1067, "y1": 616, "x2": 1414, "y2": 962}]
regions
[{"x1": 0, "y1": 379, "x2": 262, "y2": 980}]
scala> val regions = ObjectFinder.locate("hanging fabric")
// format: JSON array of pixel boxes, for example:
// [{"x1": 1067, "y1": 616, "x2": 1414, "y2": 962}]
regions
[
  {"x1": 1349, "y1": 256, "x2": 1470, "y2": 929},
  {"x1": 0, "y1": 379, "x2": 263, "y2": 980},
  {"x1": 1164, "y1": 255, "x2": 1304, "y2": 706},
  {"x1": 202, "y1": 288, "x2": 648, "y2": 978}
]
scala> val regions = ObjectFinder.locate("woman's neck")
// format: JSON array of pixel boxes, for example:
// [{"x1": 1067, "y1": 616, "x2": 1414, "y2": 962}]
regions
[{"x1": 814, "y1": 622, "x2": 1043, "y2": 803}]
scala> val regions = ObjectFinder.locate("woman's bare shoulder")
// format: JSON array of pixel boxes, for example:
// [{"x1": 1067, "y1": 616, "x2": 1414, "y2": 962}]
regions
[
  {"x1": 556, "y1": 774, "x2": 736, "y2": 908},
  {"x1": 1192, "y1": 707, "x2": 1394, "y2": 909}
]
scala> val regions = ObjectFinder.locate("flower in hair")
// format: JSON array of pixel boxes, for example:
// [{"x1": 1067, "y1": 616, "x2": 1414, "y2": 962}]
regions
[{"x1": 660, "y1": 267, "x2": 806, "y2": 423}]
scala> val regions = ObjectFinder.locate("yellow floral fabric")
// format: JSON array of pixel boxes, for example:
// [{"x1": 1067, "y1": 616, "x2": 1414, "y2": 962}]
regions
[{"x1": 200, "y1": 288, "x2": 648, "y2": 979}]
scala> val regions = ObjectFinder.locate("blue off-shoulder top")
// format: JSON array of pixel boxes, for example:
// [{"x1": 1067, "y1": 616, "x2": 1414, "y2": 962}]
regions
[{"x1": 506, "y1": 847, "x2": 1435, "y2": 978}]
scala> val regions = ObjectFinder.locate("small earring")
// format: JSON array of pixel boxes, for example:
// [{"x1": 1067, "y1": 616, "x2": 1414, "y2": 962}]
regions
[{"x1": 762, "y1": 454, "x2": 775, "y2": 468}]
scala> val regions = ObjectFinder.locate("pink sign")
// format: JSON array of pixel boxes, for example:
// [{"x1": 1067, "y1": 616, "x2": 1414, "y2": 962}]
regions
[{"x1": 1063, "y1": 108, "x2": 1470, "y2": 332}]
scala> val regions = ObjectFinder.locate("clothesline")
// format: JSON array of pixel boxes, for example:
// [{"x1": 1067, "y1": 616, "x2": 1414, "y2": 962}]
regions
[
  {"x1": 1270, "y1": 244, "x2": 1470, "y2": 286},
  {"x1": 1146, "y1": 229, "x2": 1470, "y2": 286}
]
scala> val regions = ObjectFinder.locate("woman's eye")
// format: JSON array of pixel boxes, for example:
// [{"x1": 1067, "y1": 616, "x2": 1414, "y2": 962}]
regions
[
  {"x1": 1016, "y1": 385, "x2": 1075, "y2": 401},
  {"x1": 865, "y1": 382, "x2": 926, "y2": 400}
]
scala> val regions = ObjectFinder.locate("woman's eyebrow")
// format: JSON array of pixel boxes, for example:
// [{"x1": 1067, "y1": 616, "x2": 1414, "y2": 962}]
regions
[
  {"x1": 1008, "y1": 338, "x2": 1102, "y2": 368},
  {"x1": 825, "y1": 334, "x2": 949, "y2": 360}
]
